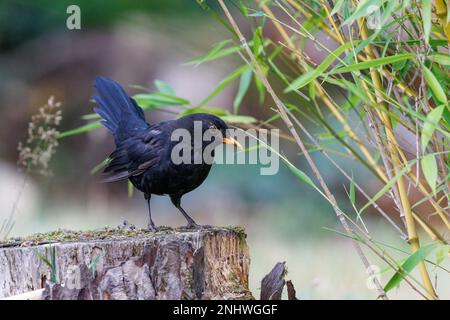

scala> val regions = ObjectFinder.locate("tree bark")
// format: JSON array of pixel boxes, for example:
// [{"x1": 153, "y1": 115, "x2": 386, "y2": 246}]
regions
[{"x1": 0, "y1": 227, "x2": 252, "y2": 300}]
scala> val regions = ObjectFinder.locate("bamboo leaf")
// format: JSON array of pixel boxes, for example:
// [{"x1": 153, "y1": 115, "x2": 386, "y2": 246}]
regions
[
  {"x1": 343, "y1": 0, "x2": 386, "y2": 26},
  {"x1": 128, "y1": 180, "x2": 134, "y2": 198},
  {"x1": 248, "y1": 11, "x2": 265, "y2": 17},
  {"x1": 90, "y1": 157, "x2": 111, "y2": 175},
  {"x1": 421, "y1": 154, "x2": 438, "y2": 193},
  {"x1": 422, "y1": 66, "x2": 448, "y2": 106},
  {"x1": 343, "y1": 8, "x2": 404, "y2": 64},
  {"x1": 421, "y1": 0, "x2": 432, "y2": 44},
  {"x1": 154, "y1": 80, "x2": 175, "y2": 95},
  {"x1": 239, "y1": 0, "x2": 248, "y2": 17},
  {"x1": 436, "y1": 244, "x2": 450, "y2": 266},
  {"x1": 330, "y1": 0, "x2": 345, "y2": 16},
  {"x1": 185, "y1": 39, "x2": 236, "y2": 66},
  {"x1": 233, "y1": 68, "x2": 252, "y2": 113},
  {"x1": 359, "y1": 162, "x2": 413, "y2": 213},
  {"x1": 81, "y1": 113, "x2": 100, "y2": 120},
  {"x1": 254, "y1": 66, "x2": 267, "y2": 103},
  {"x1": 287, "y1": 163, "x2": 316, "y2": 188},
  {"x1": 429, "y1": 52, "x2": 450, "y2": 66},
  {"x1": 350, "y1": 174, "x2": 356, "y2": 206},
  {"x1": 179, "y1": 107, "x2": 228, "y2": 118},
  {"x1": 221, "y1": 115, "x2": 257, "y2": 124},
  {"x1": 285, "y1": 42, "x2": 354, "y2": 92},
  {"x1": 179, "y1": 107, "x2": 256, "y2": 124},
  {"x1": 197, "y1": 65, "x2": 249, "y2": 107},
  {"x1": 50, "y1": 247, "x2": 57, "y2": 283},
  {"x1": 330, "y1": 53, "x2": 415, "y2": 74},
  {"x1": 323, "y1": 77, "x2": 372, "y2": 105},
  {"x1": 421, "y1": 105, "x2": 445, "y2": 151},
  {"x1": 58, "y1": 121, "x2": 101, "y2": 139},
  {"x1": 133, "y1": 93, "x2": 189, "y2": 108},
  {"x1": 384, "y1": 242, "x2": 438, "y2": 292}
]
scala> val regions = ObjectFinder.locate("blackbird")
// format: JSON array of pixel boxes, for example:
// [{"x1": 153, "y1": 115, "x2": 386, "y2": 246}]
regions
[{"x1": 93, "y1": 77, "x2": 242, "y2": 230}]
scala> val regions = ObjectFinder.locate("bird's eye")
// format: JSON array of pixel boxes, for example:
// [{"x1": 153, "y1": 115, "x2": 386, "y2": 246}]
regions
[{"x1": 209, "y1": 125, "x2": 218, "y2": 133}]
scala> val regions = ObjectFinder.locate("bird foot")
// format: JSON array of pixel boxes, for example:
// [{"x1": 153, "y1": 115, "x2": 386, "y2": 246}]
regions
[
  {"x1": 182, "y1": 223, "x2": 213, "y2": 230},
  {"x1": 147, "y1": 223, "x2": 158, "y2": 232}
]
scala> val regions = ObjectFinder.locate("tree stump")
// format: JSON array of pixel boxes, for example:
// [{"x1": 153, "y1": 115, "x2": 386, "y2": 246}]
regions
[{"x1": 0, "y1": 227, "x2": 252, "y2": 300}]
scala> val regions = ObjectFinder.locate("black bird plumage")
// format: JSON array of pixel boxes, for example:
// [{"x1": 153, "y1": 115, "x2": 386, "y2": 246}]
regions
[{"x1": 93, "y1": 76, "x2": 241, "y2": 230}]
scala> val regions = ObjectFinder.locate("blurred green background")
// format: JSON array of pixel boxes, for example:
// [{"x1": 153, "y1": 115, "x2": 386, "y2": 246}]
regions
[{"x1": 1, "y1": 0, "x2": 448, "y2": 299}]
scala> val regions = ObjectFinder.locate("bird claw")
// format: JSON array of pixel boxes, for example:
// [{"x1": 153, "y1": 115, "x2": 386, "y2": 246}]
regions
[
  {"x1": 183, "y1": 223, "x2": 213, "y2": 230},
  {"x1": 147, "y1": 223, "x2": 158, "y2": 232}
]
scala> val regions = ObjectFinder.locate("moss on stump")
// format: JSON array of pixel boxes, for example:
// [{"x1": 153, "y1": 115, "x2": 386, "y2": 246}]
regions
[{"x1": 0, "y1": 226, "x2": 252, "y2": 300}]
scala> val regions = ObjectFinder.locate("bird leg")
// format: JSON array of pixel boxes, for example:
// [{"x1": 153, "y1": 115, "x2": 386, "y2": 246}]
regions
[
  {"x1": 170, "y1": 195, "x2": 202, "y2": 229},
  {"x1": 145, "y1": 194, "x2": 157, "y2": 232},
  {"x1": 177, "y1": 205, "x2": 201, "y2": 229}
]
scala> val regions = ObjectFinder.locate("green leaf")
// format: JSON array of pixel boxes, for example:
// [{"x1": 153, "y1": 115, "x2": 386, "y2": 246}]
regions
[
  {"x1": 254, "y1": 66, "x2": 267, "y2": 103},
  {"x1": 252, "y1": 27, "x2": 264, "y2": 56},
  {"x1": 185, "y1": 39, "x2": 238, "y2": 66},
  {"x1": 154, "y1": 80, "x2": 175, "y2": 95},
  {"x1": 58, "y1": 121, "x2": 101, "y2": 139},
  {"x1": 421, "y1": 0, "x2": 432, "y2": 44},
  {"x1": 343, "y1": 0, "x2": 386, "y2": 26},
  {"x1": 36, "y1": 251, "x2": 53, "y2": 269},
  {"x1": 248, "y1": 11, "x2": 265, "y2": 17},
  {"x1": 180, "y1": 107, "x2": 256, "y2": 124},
  {"x1": 221, "y1": 115, "x2": 257, "y2": 124},
  {"x1": 198, "y1": 65, "x2": 249, "y2": 107},
  {"x1": 133, "y1": 93, "x2": 189, "y2": 108},
  {"x1": 285, "y1": 41, "x2": 354, "y2": 92},
  {"x1": 36, "y1": 247, "x2": 58, "y2": 283},
  {"x1": 233, "y1": 68, "x2": 252, "y2": 113},
  {"x1": 421, "y1": 154, "x2": 438, "y2": 193},
  {"x1": 323, "y1": 77, "x2": 372, "y2": 105},
  {"x1": 342, "y1": 6, "x2": 404, "y2": 65},
  {"x1": 350, "y1": 174, "x2": 356, "y2": 206},
  {"x1": 81, "y1": 113, "x2": 100, "y2": 120},
  {"x1": 384, "y1": 242, "x2": 438, "y2": 292},
  {"x1": 422, "y1": 66, "x2": 448, "y2": 106},
  {"x1": 128, "y1": 180, "x2": 134, "y2": 198},
  {"x1": 429, "y1": 52, "x2": 450, "y2": 66},
  {"x1": 286, "y1": 163, "x2": 316, "y2": 188},
  {"x1": 90, "y1": 157, "x2": 111, "y2": 175},
  {"x1": 179, "y1": 107, "x2": 228, "y2": 117},
  {"x1": 50, "y1": 246, "x2": 57, "y2": 283},
  {"x1": 318, "y1": 130, "x2": 348, "y2": 140},
  {"x1": 330, "y1": 53, "x2": 415, "y2": 74},
  {"x1": 359, "y1": 161, "x2": 414, "y2": 214},
  {"x1": 239, "y1": 0, "x2": 248, "y2": 17},
  {"x1": 436, "y1": 244, "x2": 449, "y2": 266},
  {"x1": 330, "y1": 0, "x2": 345, "y2": 16},
  {"x1": 421, "y1": 105, "x2": 445, "y2": 152}
]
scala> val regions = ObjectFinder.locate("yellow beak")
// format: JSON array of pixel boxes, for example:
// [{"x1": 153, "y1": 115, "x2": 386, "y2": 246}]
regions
[{"x1": 223, "y1": 137, "x2": 243, "y2": 150}]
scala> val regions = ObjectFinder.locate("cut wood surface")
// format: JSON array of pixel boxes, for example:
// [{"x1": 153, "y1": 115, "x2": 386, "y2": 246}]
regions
[{"x1": 0, "y1": 226, "x2": 252, "y2": 300}]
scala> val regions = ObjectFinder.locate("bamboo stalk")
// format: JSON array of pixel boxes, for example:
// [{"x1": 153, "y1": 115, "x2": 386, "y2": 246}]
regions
[
  {"x1": 435, "y1": 0, "x2": 450, "y2": 42},
  {"x1": 358, "y1": 18, "x2": 437, "y2": 300}
]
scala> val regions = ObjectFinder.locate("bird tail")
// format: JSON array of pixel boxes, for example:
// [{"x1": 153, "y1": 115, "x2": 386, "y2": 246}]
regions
[{"x1": 93, "y1": 76, "x2": 149, "y2": 143}]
